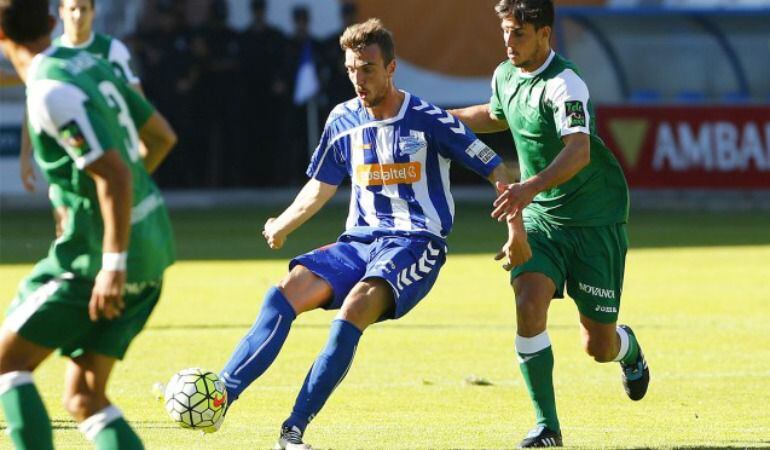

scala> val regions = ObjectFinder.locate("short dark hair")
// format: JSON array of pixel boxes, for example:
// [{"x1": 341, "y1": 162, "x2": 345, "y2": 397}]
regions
[
  {"x1": 0, "y1": 0, "x2": 50, "y2": 43},
  {"x1": 495, "y1": 0, "x2": 554, "y2": 30},
  {"x1": 339, "y1": 18, "x2": 395, "y2": 66}
]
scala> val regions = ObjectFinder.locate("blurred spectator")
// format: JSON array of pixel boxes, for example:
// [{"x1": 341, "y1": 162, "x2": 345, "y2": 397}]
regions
[
  {"x1": 193, "y1": 0, "x2": 243, "y2": 187},
  {"x1": 239, "y1": 0, "x2": 289, "y2": 186},
  {"x1": 285, "y1": 5, "x2": 322, "y2": 185},
  {"x1": 319, "y1": 1, "x2": 358, "y2": 118},
  {"x1": 133, "y1": 0, "x2": 203, "y2": 187}
]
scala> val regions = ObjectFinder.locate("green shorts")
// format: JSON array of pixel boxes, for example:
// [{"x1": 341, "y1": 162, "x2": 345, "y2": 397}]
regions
[
  {"x1": 4, "y1": 269, "x2": 162, "y2": 360},
  {"x1": 510, "y1": 217, "x2": 628, "y2": 324}
]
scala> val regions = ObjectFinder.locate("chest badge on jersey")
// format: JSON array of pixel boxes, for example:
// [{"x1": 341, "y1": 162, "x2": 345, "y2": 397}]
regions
[{"x1": 398, "y1": 130, "x2": 426, "y2": 157}]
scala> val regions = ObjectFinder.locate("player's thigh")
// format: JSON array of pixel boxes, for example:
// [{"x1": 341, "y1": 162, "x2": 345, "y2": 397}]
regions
[
  {"x1": 565, "y1": 224, "x2": 628, "y2": 325},
  {"x1": 287, "y1": 240, "x2": 368, "y2": 311},
  {"x1": 3, "y1": 271, "x2": 95, "y2": 355},
  {"x1": 510, "y1": 218, "x2": 568, "y2": 300},
  {"x1": 62, "y1": 280, "x2": 162, "y2": 360},
  {"x1": 338, "y1": 278, "x2": 395, "y2": 330},
  {"x1": 363, "y1": 236, "x2": 447, "y2": 320},
  {"x1": 0, "y1": 330, "x2": 53, "y2": 374}
]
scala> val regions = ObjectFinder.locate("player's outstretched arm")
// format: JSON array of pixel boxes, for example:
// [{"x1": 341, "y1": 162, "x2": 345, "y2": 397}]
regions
[
  {"x1": 448, "y1": 104, "x2": 509, "y2": 134},
  {"x1": 492, "y1": 132, "x2": 590, "y2": 221},
  {"x1": 263, "y1": 179, "x2": 338, "y2": 249},
  {"x1": 138, "y1": 111, "x2": 177, "y2": 174},
  {"x1": 85, "y1": 150, "x2": 133, "y2": 321}
]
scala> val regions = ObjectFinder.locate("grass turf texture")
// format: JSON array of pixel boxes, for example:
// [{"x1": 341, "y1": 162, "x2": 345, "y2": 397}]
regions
[{"x1": 1, "y1": 204, "x2": 769, "y2": 449}]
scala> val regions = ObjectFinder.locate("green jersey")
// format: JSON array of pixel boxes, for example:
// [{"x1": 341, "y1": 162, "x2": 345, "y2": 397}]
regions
[
  {"x1": 53, "y1": 32, "x2": 140, "y2": 85},
  {"x1": 490, "y1": 51, "x2": 629, "y2": 226},
  {"x1": 25, "y1": 46, "x2": 174, "y2": 282}
]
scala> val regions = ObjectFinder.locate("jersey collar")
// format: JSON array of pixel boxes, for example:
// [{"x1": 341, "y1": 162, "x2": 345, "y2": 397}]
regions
[
  {"x1": 360, "y1": 90, "x2": 411, "y2": 126},
  {"x1": 59, "y1": 32, "x2": 95, "y2": 49},
  {"x1": 26, "y1": 45, "x2": 58, "y2": 85},
  {"x1": 518, "y1": 50, "x2": 555, "y2": 79}
]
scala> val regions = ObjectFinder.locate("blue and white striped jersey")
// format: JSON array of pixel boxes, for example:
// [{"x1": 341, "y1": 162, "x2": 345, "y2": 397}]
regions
[{"x1": 307, "y1": 91, "x2": 503, "y2": 241}]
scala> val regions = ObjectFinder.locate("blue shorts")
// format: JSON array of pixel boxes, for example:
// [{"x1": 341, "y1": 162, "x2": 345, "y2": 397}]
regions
[{"x1": 289, "y1": 234, "x2": 447, "y2": 320}]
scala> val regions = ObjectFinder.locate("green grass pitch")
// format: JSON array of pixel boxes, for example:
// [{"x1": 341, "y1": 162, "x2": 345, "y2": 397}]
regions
[{"x1": 1, "y1": 204, "x2": 769, "y2": 449}]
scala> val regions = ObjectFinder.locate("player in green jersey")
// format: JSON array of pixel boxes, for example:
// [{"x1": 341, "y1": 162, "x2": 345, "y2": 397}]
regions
[
  {"x1": 0, "y1": 0, "x2": 177, "y2": 448},
  {"x1": 450, "y1": 0, "x2": 649, "y2": 447},
  {"x1": 20, "y1": 0, "x2": 144, "y2": 237}
]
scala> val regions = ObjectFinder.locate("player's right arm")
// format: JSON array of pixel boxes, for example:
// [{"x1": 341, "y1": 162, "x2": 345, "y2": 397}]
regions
[
  {"x1": 448, "y1": 103, "x2": 508, "y2": 134},
  {"x1": 263, "y1": 179, "x2": 338, "y2": 249},
  {"x1": 264, "y1": 123, "x2": 347, "y2": 249}
]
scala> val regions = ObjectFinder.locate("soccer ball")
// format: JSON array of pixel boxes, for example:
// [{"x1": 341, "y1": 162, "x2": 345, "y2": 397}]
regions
[{"x1": 164, "y1": 368, "x2": 228, "y2": 433}]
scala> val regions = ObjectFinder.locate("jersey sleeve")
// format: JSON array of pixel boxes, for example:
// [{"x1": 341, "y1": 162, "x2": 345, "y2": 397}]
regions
[
  {"x1": 488, "y1": 64, "x2": 506, "y2": 120},
  {"x1": 27, "y1": 80, "x2": 115, "y2": 169},
  {"x1": 306, "y1": 125, "x2": 347, "y2": 185},
  {"x1": 108, "y1": 38, "x2": 141, "y2": 85},
  {"x1": 545, "y1": 69, "x2": 591, "y2": 137},
  {"x1": 432, "y1": 110, "x2": 502, "y2": 178}
]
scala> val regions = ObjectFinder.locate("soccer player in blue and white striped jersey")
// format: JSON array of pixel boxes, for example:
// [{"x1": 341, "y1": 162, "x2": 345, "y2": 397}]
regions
[{"x1": 216, "y1": 18, "x2": 526, "y2": 449}]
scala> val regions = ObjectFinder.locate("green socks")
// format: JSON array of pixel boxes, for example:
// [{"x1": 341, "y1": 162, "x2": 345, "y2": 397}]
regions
[
  {"x1": 614, "y1": 325, "x2": 640, "y2": 365},
  {"x1": 79, "y1": 405, "x2": 144, "y2": 450},
  {"x1": 516, "y1": 332, "x2": 560, "y2": 432},
  {"x1": 0, "y1": 371, "x2": 54, "y2": 450}
]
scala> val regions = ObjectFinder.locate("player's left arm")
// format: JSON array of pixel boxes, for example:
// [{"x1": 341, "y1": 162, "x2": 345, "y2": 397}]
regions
[
  {"x1": 492, "y1": 71, "x2": 592, "y2": 220},
  {"x1": 138, "y1": 111, "x2": 177, "y2": 173}
]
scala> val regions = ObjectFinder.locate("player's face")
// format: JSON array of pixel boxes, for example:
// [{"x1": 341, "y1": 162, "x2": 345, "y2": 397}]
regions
[
  {"x1": 345, "y1": 44, "x2": 395, "y2": 108},
  {"x1": 60, "y1": 0, "x2": 94, "y2": 38},
  {"x1": 501, "y1": 15, "x2": 550, "y2": 71}
]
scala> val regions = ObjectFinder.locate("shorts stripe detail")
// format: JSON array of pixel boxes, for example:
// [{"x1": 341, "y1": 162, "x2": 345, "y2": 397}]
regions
[
  {"x1": 3, "y1": 279, "x2": 62, "y2": 333},
  {"x1": 79, "y1": 405, "x2": 123, "y2": 441},
  {"x1": 0, "y1": 371, "x2": 34, "y2": 396},
  {"x1": 395, "y1": 242, "x2": 442, "y2": 291}
]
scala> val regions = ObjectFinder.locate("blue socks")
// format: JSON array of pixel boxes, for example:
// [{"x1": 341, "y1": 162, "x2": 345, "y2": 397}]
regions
[
  {"x1": 220, "y1": 287, "x2": 296, "y2": 401},
  {"x1": 284, "y1": 319, "x2": 362, "y2": 432}
]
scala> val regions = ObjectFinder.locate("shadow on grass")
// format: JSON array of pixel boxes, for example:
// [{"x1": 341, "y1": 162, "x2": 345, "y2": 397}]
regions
[{"x1": 2, "y1": 204, "x2": 769, "y2": 264}]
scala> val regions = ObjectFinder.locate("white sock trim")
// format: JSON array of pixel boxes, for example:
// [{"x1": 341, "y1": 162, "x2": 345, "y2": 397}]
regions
[
  {"x1": 78, "y1": 405, "x2": 123, "y2": 441},
  {"x1": 515, "y1": 331, "x2": 551, "y2": 355},
  {"x1": 614, "y1": 326, "x2": 630, "y2": 362},
  {"x1": 0, "y1": 371, "x2": 34, "y2": 396}
]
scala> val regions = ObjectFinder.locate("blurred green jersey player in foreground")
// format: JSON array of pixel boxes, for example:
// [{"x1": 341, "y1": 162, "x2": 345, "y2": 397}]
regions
[{"x1": 0, "y1": 0, "x2": 177, "y2": 448}]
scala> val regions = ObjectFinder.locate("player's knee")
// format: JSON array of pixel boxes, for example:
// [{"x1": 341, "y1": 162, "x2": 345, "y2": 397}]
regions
[
  {"x1": 64, "y1": 392, "x2": 102, "y2": 422},
  {"x1": 278, "y1": 266, "x2": 333, "y2": 315}
]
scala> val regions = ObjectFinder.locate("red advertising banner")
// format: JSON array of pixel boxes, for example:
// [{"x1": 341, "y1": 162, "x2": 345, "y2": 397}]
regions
[{"x1": 596, "y1": 106, "x2": 770, "y2": 188}]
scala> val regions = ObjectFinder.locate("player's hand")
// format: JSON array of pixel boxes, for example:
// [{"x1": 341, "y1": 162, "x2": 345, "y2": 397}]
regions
[
  {"x1": 20, "y1": 155, "x2": 37, "y2": 192},
  {"x1": 491, "y1": 181, "x2": 537, "y2": 222},
  {"x1": 89, "y1": 269, "x2": 126, "y2": 321},
  {"x1": 262, "y1": 218, "x2": 287, "y2": 250},
  {"x1": 494, "y1": 220, "x2": 531, "y2": 271}
]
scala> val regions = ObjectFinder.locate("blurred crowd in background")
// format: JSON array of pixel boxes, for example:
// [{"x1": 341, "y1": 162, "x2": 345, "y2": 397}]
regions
[{"x1": 128, "y1": 0, "x2": 357, "y2": 188}]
